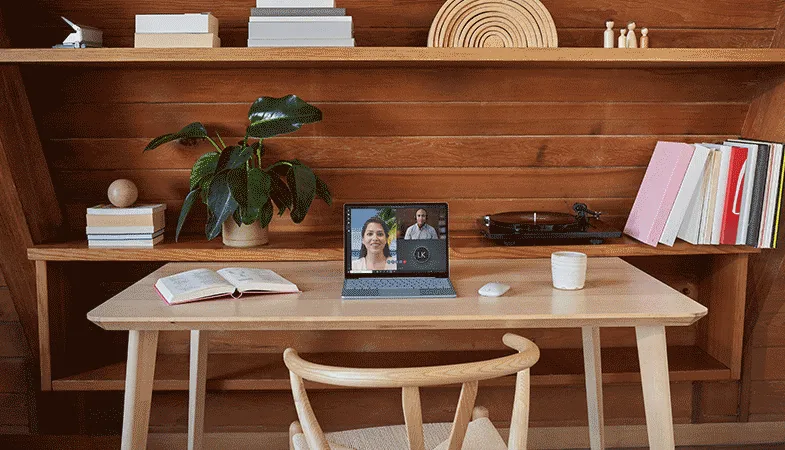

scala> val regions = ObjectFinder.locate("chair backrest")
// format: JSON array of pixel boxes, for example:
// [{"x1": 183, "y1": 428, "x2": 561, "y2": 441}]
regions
[{"x1": 284, "y1": 333, "x2": 540, "y2": 450}]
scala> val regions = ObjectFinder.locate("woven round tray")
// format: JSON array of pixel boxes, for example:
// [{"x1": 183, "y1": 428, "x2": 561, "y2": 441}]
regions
[{"x1": 428, "y1": 0, "x2": 558, "y2": 48}]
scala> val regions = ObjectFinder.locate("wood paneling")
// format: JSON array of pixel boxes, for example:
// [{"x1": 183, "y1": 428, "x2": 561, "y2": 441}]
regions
[
  {"x1": 39, "y1": 102, "x2": 748, "y2": 139},
  {"x1": 0, "y1": 359, "x2": 27, "y2": 393},
  {"x1": 26, "y1": 67, "x2": 774, "y2": 104},
  {"x1": 750, "y1": 347, "x2": 785, "y2": 380},
  {"x1": 0, "y1": 323, "x2": 29, "y2": 358},
  {"x1": 0, "y1": 289, "x2": 17, "y2": 322},
  {"x1": 52, "y1": 168, "x2": 646, "y2": 201},
  {"x1": 697, "y1": 381, "x2": 740, "y2": 422},
  {"x1": 44, "y1": 136, "x2": 734, "y2": 170},
  {"x1": 752, "y1": 313, "x2": 785, "y2": 346},
  {"x1": 0, "y1": 394, "x2": 28, "y2": 426},
  {"x1": 749, "y1": 381, "x2": 785, "y2": 415}
]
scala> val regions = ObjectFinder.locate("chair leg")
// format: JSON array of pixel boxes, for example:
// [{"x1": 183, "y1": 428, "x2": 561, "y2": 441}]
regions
[
  {"x1": 290, "y1": 421, "x2": 304, "y2": 450},
  {"x1": 471, "y1": 406, "x2": 489, "y2": 421}
]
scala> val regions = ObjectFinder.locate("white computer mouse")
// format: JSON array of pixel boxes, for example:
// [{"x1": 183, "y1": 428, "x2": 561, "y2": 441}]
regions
[{"x1": 478, "y1": 282, "x2": 510, "y2": 297}]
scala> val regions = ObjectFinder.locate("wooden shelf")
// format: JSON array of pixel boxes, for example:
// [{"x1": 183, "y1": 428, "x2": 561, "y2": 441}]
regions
[
  {"x1": 4, "y1": 48, "x2": 785, "y2": 69},
  {"x1": 27, "y1": 231, "x2": 760, "y2": 262},
  {"x1": 50, "y1": 345, "x2": 729, "y2": 392}
]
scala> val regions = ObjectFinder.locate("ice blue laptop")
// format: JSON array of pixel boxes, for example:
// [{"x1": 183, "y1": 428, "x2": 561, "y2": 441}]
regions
[{"x1": 341, "y1": 203, "x2": 457, "y2": 299}]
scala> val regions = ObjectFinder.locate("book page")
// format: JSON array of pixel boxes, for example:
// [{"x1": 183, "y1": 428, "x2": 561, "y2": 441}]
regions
[
  {"x1": 155, "y1": 268, "x2": 235, "y2": 304},
  {"x1": 217, "y1": 267, "x2": 299, "y2": 293}
]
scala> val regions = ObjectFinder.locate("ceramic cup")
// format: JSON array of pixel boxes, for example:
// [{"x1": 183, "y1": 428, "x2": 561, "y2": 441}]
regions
[{"x1": 551, "y1": 251, "x2": 587, "y2": 290}]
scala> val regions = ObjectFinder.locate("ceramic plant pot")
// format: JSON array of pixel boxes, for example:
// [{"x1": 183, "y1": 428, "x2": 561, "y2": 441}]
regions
[{"x1": 222, "y1": 220, "x2": 269, "y2": 247}]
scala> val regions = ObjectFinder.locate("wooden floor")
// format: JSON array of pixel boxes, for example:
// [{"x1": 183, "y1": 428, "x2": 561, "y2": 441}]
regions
[{"x1": 0, "y1": 435, "x2": 783, "y2": 450}]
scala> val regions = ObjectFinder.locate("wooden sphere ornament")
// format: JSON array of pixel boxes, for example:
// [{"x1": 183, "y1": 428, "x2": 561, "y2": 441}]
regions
[
  {"x1": 107, "y1": 179, "x2": 138, "y2": 208},
  {"x1": 428, "y1": 0, "x2": 558, "y2": 48}
]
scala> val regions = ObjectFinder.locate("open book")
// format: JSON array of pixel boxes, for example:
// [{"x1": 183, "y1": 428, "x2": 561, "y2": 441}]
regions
[{"x1": 154, "y1": 267, "x2": 299, "y2": 305}]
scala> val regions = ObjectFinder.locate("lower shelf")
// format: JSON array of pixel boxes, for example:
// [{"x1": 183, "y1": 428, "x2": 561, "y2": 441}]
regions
[{"x1": 51, "y1": 346, "x2": 730, "y2": 391}]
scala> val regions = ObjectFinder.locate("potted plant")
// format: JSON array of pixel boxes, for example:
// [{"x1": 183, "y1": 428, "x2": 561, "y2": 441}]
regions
[{"x1": 144, "y1": 94, "x2": 331, "y2": 247}]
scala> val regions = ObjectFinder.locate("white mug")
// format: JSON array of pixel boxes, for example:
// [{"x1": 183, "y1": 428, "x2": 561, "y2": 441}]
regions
[{"x1": 551, "y1": 251, "x2": 587, "y2": 290}]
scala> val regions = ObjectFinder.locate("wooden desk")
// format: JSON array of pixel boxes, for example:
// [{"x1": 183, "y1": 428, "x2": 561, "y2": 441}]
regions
[{"x1": 87, "y1": 258, "x2": 706, "y2": 450}]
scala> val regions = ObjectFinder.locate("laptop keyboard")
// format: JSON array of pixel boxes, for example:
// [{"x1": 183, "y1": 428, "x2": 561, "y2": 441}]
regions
[{"x1": 343, "y1": 278, "x2": 456, "y2": 298}]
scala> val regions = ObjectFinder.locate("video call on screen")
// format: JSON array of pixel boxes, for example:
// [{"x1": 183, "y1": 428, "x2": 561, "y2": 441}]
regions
[{"x1": 346, "y1": 205, "x2": 448, "y2": 275}]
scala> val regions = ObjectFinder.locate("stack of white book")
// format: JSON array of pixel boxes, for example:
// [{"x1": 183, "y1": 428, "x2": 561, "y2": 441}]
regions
[
  {"x1": 249, "y1": 0, "x2": 354, "y2": 47},
  {"x1": 135, "y1": 13, "x2": 220, "y2": 48},
  {"x1": 86, "y1": 204, "x2": 166, "y2": 248}
]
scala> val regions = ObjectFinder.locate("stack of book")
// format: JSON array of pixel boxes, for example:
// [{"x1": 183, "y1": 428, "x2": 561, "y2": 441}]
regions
[
  {"x1": 86, "y1": 204, "x2": 166, "y2": 248},
  {"x1": 625, "y1": 139, "x2": 785, "y2": 248},
  {"x1": 134, "y1": 13, "x2": 220, "y2": 48},
  {"x1": 248, "y1": 0, "x2": 354, "y2": 47}
]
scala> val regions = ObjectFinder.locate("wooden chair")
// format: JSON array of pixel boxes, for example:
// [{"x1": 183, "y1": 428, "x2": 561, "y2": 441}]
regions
[{"x1": 284, "y1": 333, "x2": 540, "y2": 450}]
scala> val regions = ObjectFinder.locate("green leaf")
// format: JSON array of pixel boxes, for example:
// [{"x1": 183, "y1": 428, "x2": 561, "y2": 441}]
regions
[
  {"x1": 190, "y1": 152, "x2": 220, "y2": 190},
  {"x1": 246, "y1": 95, "x2": 322, "y2": 139},
  {"x1": 315, "y1": 176, "x2": 332, "y2": 206},
  {"x1": 287, "y1": 163, "x2": 317, "y2": 223},
  {"x1": 270, "y1": 174, "x2": 292, "y2": 216},
  {"x1": 205, "y1": 173, "x2": 239, "y2": 240},
  {"x1": 175, "y1": 189, "x2": 199, "y2": 242},
  {"x1": 144, "y1": 122, "x2": 209, "y2": 151},
  {"x1": 259, "y1": 200, "x2": 274, "y2": 228},
  {"x1": 227, "y1": 167, "x2": 249, "y2": 208},
  {"x1": 200, "y1": 175, "x2": 214, "y2": 204},
  {"x1": 232, "y1": 208, "x2": 243, "y2": 227},
  {"x1": 247, "y1": 167, "x2": 272, "y2": 211},
  {"x1": 216, "y1": 145, "x2": 254, "y2": 173},
  {"x1": 239, "y1": 206, "x2": 260, "y2": 225}
]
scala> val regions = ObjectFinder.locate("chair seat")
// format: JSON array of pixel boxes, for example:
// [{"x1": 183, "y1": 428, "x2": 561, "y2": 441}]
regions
[{"x1": 292, "y1": 417, "x2": 507, "y2": 450}]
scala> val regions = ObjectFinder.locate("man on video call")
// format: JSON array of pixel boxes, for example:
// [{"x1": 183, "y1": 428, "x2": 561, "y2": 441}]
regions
[{"x1": 404, "y1": 208, "x2": 438, "y2": 240}]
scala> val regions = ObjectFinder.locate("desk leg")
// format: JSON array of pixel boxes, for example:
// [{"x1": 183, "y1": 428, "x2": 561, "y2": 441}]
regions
[
  {"x1": 189, "y1": 330, "x2": 210, "y2": 450},
  {"x1": 121, "y1": 330, "x2": 159, "y2": 450},
  {"x1": 636, "y1": 325, "x2": 675, "y2": 450},
  {"x1": 582, "y1": 326, "x2": 605, "y2": 450}
]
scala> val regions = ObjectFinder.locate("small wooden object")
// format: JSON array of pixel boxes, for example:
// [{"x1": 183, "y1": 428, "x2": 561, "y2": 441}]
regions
[
  {"x1": 604, "y1": 20, "x2": 615, "y2": 48},
  {"x1": 428, "y1": 0, "x2": 558, "y2": 48},
  {"x1": 626, "y1": 22, "x2": 638, "y2": 48},
  {"x1": 618, "y1": 29, "x2": 627, "y2": 48},
  {"x1": 641, "y1": 28, "x2": 649, "y2": 48},
  {"x1": 107, "y1": 179, "x2": 138, "y2": 208}
]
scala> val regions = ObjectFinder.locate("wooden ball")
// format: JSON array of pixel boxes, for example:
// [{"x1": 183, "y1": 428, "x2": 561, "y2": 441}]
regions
[{"x1": 108, "y1": 179, "x2": 138, "y2": 208}]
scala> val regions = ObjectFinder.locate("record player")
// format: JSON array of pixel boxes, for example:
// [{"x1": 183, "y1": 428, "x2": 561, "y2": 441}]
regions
[{"x1": 480, "y1": 203, "x2": 622, "y2": 245}]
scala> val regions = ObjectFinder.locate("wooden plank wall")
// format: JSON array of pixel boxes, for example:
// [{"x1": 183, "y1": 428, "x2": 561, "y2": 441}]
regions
[
  {"x1": 0, "y1": 270, "x2": 32, "y2": 434},
  {"x1": 4, "y1": 0, "x2": 784, "y2": 49},
  {"x1": 1, "y1": 0, "x2": 785, "y2": 438}
]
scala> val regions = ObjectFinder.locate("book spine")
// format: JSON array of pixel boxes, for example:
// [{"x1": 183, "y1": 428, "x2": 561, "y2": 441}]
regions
[
  {"x1": 247, "y1": 21, "x2": 352, "y2": 39},
  {"x1": 746, "y1": 145, "x2": 770, "y2": 246},
  {"x1": 720, "y1": 147, "x2": 746, "y2": 245},
  {"x1": 250, "y1": 7, "x2": 346, "y2": 16},
  {"x1": 711, "y1": 147, "x2": 732, "y2": 245},
  {"x1": 135, "y1": 33, "x2": 220, "y2": 48},
  {"x1": 256, "y1": 0, "x2": 335, "y2": 7},
  {"x1": 247, "y1": 38, "x2": 355, "y2": 47},
  {"x1": 736, "y1": 145, "x2": 758, "y2": 244},
  {"x1": 135, "y1": 14, "x2": 217, "y2": 34},
  {"x1": 773, "y1": 147, "x2": 785, "y2": 248},
  {"x1": 764, "y1": 145, "x2": 784, "y2": 247}
]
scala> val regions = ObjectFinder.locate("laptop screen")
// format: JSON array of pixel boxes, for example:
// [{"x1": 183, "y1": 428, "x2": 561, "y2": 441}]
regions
[{"x1": 344, "y1": 203, "x2": 449, "y2": 278}]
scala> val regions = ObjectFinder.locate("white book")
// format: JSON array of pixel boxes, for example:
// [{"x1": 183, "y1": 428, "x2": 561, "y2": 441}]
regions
[
  {"x1": 660, "y1": 144, "x2": 710, "y2": 246},
  {"x1": 677, "y1": 152, "x2": 713, "y2": 245},
  {"x1": 249, "y1": 16, "x2": 351, "y2": 22},
  {"x1": 88, "y1": 229, "x2": 164, "y2": 240},
  {"x1": 87, "y1": 204, "x2": 166, "y2": 215},
  {"x1": 247, "y1": 37, "x2": 355, "y2": 47},
  {"x1": 702, "y1": 144, "x2": 732, "y2": 244},
  {"x1": 87, "y1": 225, "x2": 163, "y2": 234},
  {"x1": 762, "y1": 144, "x2": 784, "y2": 248},
  {"x1": 256, "y1": 0, "x2": 335, "y2": 7},
  {"x1": 155, "y1": 267, "x2": 299, "y2": 305},
  {"x1": 135, "y1": 13, "x2": 218, "y2": 34},
  {"x1": 698, "y1": 150, "x2": 721, "y2": 244},
  {"x1": 88, "y1": 235, "x2": 164, "y2": 248},
  {"x1": 725, "y1": 140, "x2": 759, "y2": 244},
  {"x1": 248, "y1": 20, "x2": 352, "y2": 39}
]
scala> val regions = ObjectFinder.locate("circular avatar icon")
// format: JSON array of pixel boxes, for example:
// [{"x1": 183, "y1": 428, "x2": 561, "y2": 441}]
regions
[{"x1": 414, "y1": 246, "x2": 430, "y2": 263}]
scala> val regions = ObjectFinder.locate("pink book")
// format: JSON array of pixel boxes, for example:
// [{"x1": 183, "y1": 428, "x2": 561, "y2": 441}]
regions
[{"x1": 624, "y1": 141, "x2": 695, "y2": 246}]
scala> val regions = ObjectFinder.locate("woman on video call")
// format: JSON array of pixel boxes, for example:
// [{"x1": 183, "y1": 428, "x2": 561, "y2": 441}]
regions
[{"x1": 352, "y1": 217, "x2": 397, "y2": 271}]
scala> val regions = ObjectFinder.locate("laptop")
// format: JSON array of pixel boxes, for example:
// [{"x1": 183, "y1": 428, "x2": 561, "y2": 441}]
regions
[{"x1": 342, "y1": 203, "x2": 457, "y2": 299}]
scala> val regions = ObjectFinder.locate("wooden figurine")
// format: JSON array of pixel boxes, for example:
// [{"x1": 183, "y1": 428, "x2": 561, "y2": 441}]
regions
[
  {"x1": 626, "y1": 22, "x2": 638, "y2": 48},
  {"x1": 107, "y1": 179, "x2": 138, "y2": 208},
  {"x1": 604, "y1": 20, "x2": 615, "y2": 48},
  {"x1": 640, "y1": 28, "x2": 649, "y2": 48},
  {"x1": 618, "y1": 28, "x2": 627, "y2": 48}
]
